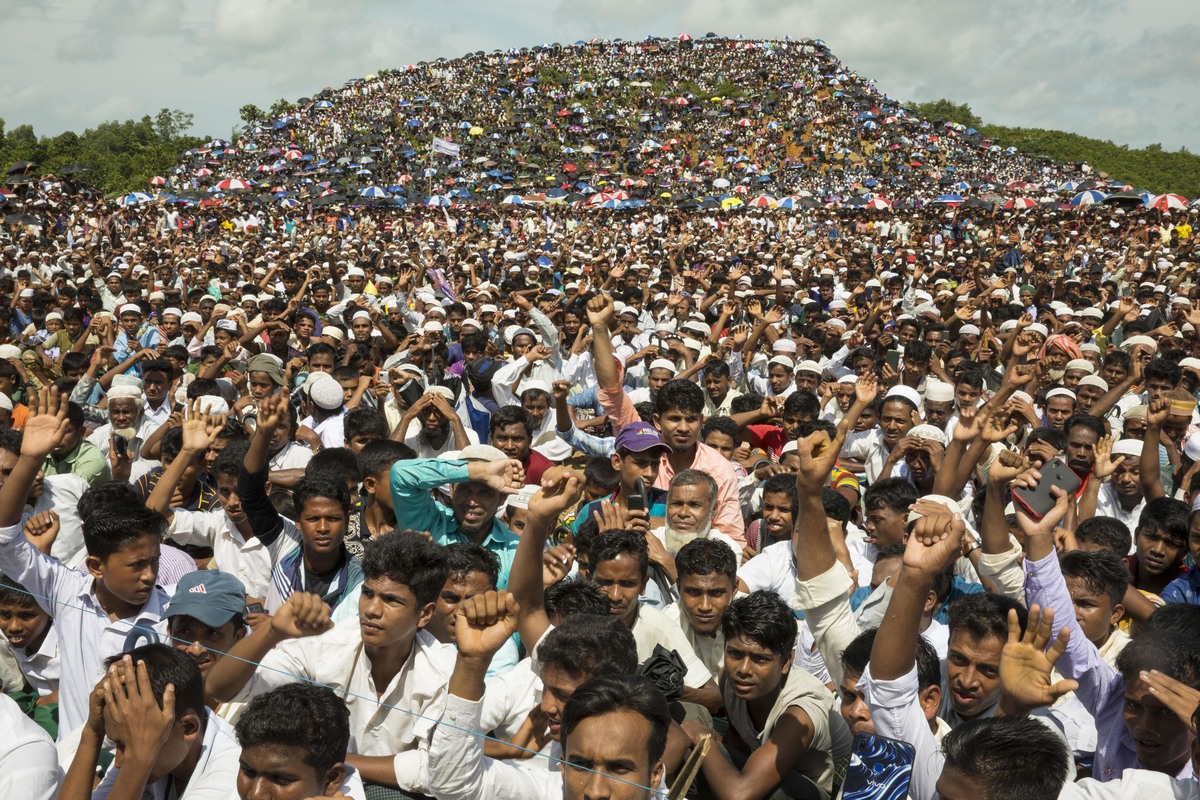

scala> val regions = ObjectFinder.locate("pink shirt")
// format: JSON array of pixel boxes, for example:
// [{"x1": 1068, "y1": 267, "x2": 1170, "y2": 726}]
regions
[{"x1": 598, "y1": 361, "x2": 746, "y2": 545}]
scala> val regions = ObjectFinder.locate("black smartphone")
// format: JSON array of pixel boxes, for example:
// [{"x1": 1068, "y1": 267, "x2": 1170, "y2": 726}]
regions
[
  {"x1": 627, "y1": 477, "x2": 647, "y2": 514},
  {"x1": 1012, "y1": 455, "x2": 1082, "y2": 519},
  {"x1": 245, "y1": 602, "x2": 264, "y2": 615},
  {"x1": 398, "y1": 378, "x2": 423, "y2": 409},
  {"x1": 885, "y1": 350, "x2": 901, "y2": 371},
  {"x1": 113, "y1": 434, "x2": 128, "y2": 459}
]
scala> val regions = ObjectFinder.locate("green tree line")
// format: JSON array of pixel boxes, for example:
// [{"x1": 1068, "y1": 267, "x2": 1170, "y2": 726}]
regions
[
  {"x1": 907, "y1": 99, "x2": 1200, "y2": 197},
  {"x1": 0, "y1": 108, "x2": 204, "y2": 197}
]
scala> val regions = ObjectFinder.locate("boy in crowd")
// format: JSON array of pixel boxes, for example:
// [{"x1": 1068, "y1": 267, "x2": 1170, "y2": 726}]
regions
[
  {"x1": 0, "y1": 573, "x2": 58, "y2": 734},
  {"x1": 0, "y1": 388, "x2": 171, "y2": 739},
  {"x1": 206, "y1": 530, "x2": 454, "y2": 796},
  {"x1": 679, "y1": 591, "x2": 851, "y2": 799},
  {"x1": 666, "y1": 538, "x2": 738, "y2": 678},
  {"x1": 234, "y1": 683, "x2": 367, "y2": 799},
  {"x1": 61, "y1": 644, "x2": 239, "y2": 800},
  {"x1": 240, "y1": 391, "x2": 362, "y2": 612}
]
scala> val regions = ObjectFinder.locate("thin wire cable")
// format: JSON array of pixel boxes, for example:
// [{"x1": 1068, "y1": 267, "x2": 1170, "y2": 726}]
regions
[{"x1": 6, "y1": 580, "x2": 661, "y2": 793}]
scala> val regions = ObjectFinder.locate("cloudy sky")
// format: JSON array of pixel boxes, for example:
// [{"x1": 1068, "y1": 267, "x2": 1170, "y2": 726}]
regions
[{"x1": 4, "y1": 0, "x2": 1194, "y2": 152}]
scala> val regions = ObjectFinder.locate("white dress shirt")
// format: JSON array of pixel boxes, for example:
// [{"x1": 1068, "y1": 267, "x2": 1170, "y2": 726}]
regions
[
  {"x1": 233, "y1": 619, "x2": 456, "y2": 795},
  {"x1": 166, "y1": 509, "x2": 274, "y2": 600},
  {"x1": 0, "y1": 521, "x2": 170, "y2": 738},
  {"x1": 93, "y1": 710, "x2": 239, "y2": 799},
  {"x1": 0, "y1": 693, "x2": 58, "y2": 800}
]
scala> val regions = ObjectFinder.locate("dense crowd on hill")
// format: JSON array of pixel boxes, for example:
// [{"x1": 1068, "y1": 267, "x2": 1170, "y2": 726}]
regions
[{"x1": 0, "y1": 33, "x2": 1198, "y2": 800}]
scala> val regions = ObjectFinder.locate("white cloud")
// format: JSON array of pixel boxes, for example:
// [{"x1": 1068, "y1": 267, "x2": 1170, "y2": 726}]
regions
[{"x1": 2, "y1": 0, "x2": 1194, "y2": 154}]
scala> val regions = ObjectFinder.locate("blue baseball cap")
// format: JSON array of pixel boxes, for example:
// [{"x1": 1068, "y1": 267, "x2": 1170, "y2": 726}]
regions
[
  {"x1": 166, "y1": 571, "x2": 246, "y2": 628},
  {"x1": 613, "y1": 422, "x2": 672, "y2": 455}
]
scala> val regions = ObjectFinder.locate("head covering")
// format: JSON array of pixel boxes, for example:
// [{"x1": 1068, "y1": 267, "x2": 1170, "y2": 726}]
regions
[
  {"x1": 1065, "y1": 359, "x2": 1095, "y2": 375},
  {"x1": 458, "y1": 443, "x2": 508, "y2": 462},
  {"x1": 924, "y1": 380, "x2": 955, "y2": 403},
  {"x1": 308, "y1": 375, "x2": 344, "y2": 410},
  {"x1": 614, "y1": 422, "x2": 672, "y2": 454},
  {"x1": 906, "y1": 494, "x2": 960, "y2": 525},
  {"x1": 1112, "y1": 439, "x2": 1144, "y2": 460},
  {"x1": 1039, "y1": 334, "x2": 1083, "y2": 363},
  {"x1": 246, "y1": 353, "x2": 286, "y2": 386},
  {"x1": 166, "y1": 571, "x2": 246, "y2": 627},
  {"x1": 885, "y1": 385, "x2": 922, "y2": 410},
  {"x1": 908, "y1": 424, "x2": 947, "y2": 446}
]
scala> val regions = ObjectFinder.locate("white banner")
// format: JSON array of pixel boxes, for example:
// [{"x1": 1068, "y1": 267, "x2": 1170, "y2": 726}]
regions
[{"x1": 431, "y1": 137, "x2": 461, "y2": 157}]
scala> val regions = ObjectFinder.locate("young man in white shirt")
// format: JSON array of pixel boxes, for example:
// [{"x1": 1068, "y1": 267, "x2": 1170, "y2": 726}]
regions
[{"x1": 205, "y1": 530, "x2": 454, "y2": 797}]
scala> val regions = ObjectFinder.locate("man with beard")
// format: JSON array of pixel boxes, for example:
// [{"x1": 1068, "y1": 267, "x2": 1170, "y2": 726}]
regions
[
  {"x1": 1063, "y1": 414, "x2": 1104, "y2": 483},
  {"x1": 396, "y1": 386, "x2": 477, "y2": 458},
  {"x1": 880, "y1": 423, "x2": 947, "y2": 496},
  {"x1": 652, "y1": 469, "x2": 741, "y2": 561},
  {"x1": 391, "y1": 443, "x2": 524, "y2": 588}
]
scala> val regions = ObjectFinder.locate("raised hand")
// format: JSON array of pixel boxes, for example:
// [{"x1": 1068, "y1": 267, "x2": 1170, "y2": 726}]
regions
[
  {"x1": 1000, "y1": 605, "x2": 1077, "y2": 714},
  {"x1": 21, "y1": 387, "x2": 70, "y2": 459},
  {"x1": 1091, "y1": 434, "x2": 1125, "y2": 481},
  {"x1": 481, "y1": 458, "x2": 526, "y2": 495},
  {"x1": 903, "y1": 501, "x2": 965, "y2": 576},
  {"x1": 586, "y1": 293, "x2": 615, "y2": 329},
  {"x1": 256, "y1": 390, "x2": 289, "y2": 432},
  {"x1": 455, "y1": 590, "x2": 520, "y2": 660},
  {"x1": 23, "y1": 510, "x2": 60, "y2": 554},
  {"x1": 989, "y1": 449, "x2": 1030, "y2": 484},
  {"x1": 182, "y1": 397, "x2": 229, "y2": 453},
  {"x1": 529, "y1": 466, "x2": 584, "y2": 520},
  {"x1": 853, "y1": 372, "x2": 879, "y2": 405},
  {"x1": 542, "y1": 544, "x2": 576, "y2": 587},
  {"x1": 794, "y1": 428, "x2": 843, "y2": 492},
  {"x1": 1147, "y1": 397, "x2": 1170, "y2": 428},
  {"x1": 270, "y1": 592, "x2": 334, "y2": 640},
  {"x1": 552, "y1": 380, "x2": 570, "y2": 403},
  {"x1": 1141, "y1": 669, "x2": 1200, "y2": 734}
]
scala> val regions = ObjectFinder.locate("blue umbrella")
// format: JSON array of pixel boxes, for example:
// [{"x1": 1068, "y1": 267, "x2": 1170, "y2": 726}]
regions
[
  {"x1": 501, "y1": 195, "x2": 523, "y2": 205},
  {"x1": 426, "y1": 195, "x2": 451, "y2": 206},
  {"x1": 359, "y1": 186, "x2": 391, "y2": 198},
  {"x1": 315, "y1": 100, "x2": 334, "y2": 109},
  {"x1": 1069, "y1": 190, "x2": 1107, "y2": 206},
  {"x1": 117, "y1": 192, "x2": 154, "y2": 207},
  {"x1": 278, "y1": 198, "x2": 299, "y2": 208},
  {"x1": 405, "y1": 119, "x2": 422, "y2": 128},
  {"x1": 932, "y1": 193, "x2": 964, "y2": 204}
]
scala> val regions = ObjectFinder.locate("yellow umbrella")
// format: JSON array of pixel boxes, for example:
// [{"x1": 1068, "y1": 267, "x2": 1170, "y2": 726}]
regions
[
  {"x1": 660, "y1": 191, "x2": 673, "y2": 198},
  {"x1": 365, "y1": 74, "x2": 376, "y2": 80},
  {"x1": 721, "y1": 197, "x2": 744, "y2": 209},
  {"x1": 469, "y1": 126, "x2": 484, "y2": 136}
]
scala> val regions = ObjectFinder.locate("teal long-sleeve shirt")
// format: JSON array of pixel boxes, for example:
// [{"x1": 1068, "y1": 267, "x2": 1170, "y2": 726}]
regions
[{"x1": 390, "y1": 458, "x2": 520, "y2": 588}]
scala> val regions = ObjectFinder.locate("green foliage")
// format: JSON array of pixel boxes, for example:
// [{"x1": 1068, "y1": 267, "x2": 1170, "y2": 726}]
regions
[
  {"x1": 906, "y1": 99, "x2": 983, "y2": 130},
  {"x1": 268, "y1": 98, "x2": 296, "y2": 118},
  {"x1": 909, "y1": 97, "x2": 1200, "y2": 197},
  {"x1": 977, "y1": 125, "x2": 1200, "y2": 197},
  {"x1": 238, "y1": 103, "x2": 267, "y2": 127},
  {"x1": 0, "y1": 108, "x2": 203, "y2": 196}
]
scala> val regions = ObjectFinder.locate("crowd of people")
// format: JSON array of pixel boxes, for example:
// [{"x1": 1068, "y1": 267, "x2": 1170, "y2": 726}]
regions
[{"x1": 0, "y1": 32, "x2": 1199, "y2": 800}]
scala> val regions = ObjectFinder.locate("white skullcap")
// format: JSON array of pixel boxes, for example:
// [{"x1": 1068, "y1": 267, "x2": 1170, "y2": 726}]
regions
[
  {"x1": 118, "y1": 303, "x2": 142, "y2": 316},
  {"x1": 1065, "y1": 359, "x2": 1095, "y2": 374},
  {"x1": 924, "y1": 380, "x2": 955, "y2": 402},
  {"x1": 1078, "y1": 375, "x2": 1109, "y2": 391},
  {"x1": 1112, "y1": 439, "x2": 1144, "y2": 460},
  {"x1": 885, "y1": 385, "x2": 922, "y2": 409},
  {"x1": 648, "y1": 359, "x2": 678, "y2": 374},
  {"x1": 908, "y1": 424, "x2": 947, "y2": 446},
  {"x1": 1046, "y1": 388, "x2": 1077, "y2": 402},
  {"x1": 308, "y1": 375, "x2": 345, "y2": 410}
]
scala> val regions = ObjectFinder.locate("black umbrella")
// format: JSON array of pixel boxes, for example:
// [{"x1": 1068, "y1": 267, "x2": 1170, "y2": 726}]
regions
[
  {"x1": 6, "y1": 161, "x2": 36, "y2": 175},
  {"x1": 5, "y1": 175, "x2": 33, "y2": 185},
  {"x1": 4, "y1": 213, "x2": 41, "y2": 226}
]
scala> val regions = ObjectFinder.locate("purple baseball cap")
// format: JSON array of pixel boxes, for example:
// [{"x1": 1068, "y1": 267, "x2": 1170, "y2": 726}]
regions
[{"x1": 614, "y1": 422, "x2": 672, "y2": 454}]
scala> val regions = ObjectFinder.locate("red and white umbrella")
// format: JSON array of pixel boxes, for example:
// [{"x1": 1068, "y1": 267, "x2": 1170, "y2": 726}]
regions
[
  {"x1": 284, "y1": 150, "x2": 304, "y2": 160},
  {"x1": 736, "y1": 118, "x2": 753, "y2": 127},
  {"x1": 747, "y1": 195, "x2": 775, "y2": 208},
  {"x1": 678, "y1": 32, "x2": 692, "y2": 41},
  {"x1": 1149, "y1": 193, "x2": 1188, "y2": 211},
  {"x1": 609, "y1": 190, "x2": 630, "y2": 200},
  {"x1": 866, "y1": 197, "x2": 892, "y2": 210},
  {"x1": 619, "y1": 178, "x2": 636, "y2": 187},
  {"x1": 215, "y1": 178, "x2": 253, "y2": 191},
  {"x1": 148, "y1": 176, "x2": 166, "y2": 186},
  {"x1": 1002, "y1": 197, "x2": 1036, "y2": 210},
  {"x1": 194, "y1": 168, "x2": 213, "y2": 176}
]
